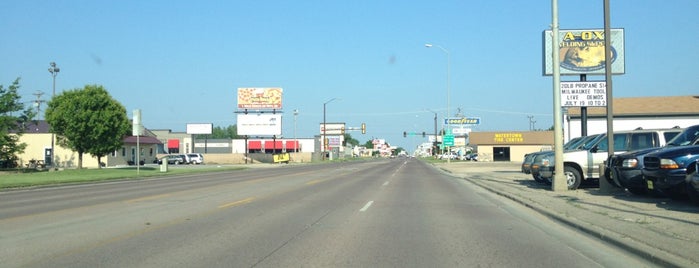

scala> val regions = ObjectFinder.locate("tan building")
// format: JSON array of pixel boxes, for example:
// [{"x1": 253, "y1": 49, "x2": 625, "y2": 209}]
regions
[
  {"x1": 15, "y1": 121, "x2": 161, "y2": 168},
  {"x1": 469, "y1": 131, "x2": 554, "y2": 162}
]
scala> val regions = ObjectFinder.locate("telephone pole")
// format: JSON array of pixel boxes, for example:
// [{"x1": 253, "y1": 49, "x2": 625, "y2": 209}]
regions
[{"x1": 32, "y1": 91, "x2": 45, "y2": 120}]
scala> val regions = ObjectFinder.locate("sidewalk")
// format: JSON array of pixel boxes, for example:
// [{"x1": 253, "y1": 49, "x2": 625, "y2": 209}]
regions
[{"x1": 434, "y1": 161, "x2": 699, "y2": 268}]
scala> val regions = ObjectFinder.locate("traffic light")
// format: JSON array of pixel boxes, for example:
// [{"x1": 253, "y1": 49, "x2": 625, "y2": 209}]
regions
[
  {"x1": 403, "y1": 131, "x2": 407, "y2": 137},
  {"x1": 361, "y1": 123, "x2": 366, "y2": 134}
]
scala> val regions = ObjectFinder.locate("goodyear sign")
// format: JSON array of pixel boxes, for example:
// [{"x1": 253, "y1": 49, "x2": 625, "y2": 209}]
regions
[
  {"x1": 543, "y1": 28, "x2": 625, "y2": 76},
  {"x1": 444, "y1": 117, "x2": 480, "y2": 126}
]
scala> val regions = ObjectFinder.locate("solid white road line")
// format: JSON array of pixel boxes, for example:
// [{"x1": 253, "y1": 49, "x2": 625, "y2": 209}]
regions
[{"x1": 359, "y1": 201, "x2": 374, "y2": 212}]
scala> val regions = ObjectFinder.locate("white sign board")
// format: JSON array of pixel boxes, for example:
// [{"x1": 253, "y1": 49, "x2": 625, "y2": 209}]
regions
[
  {"x1": 561, "y1": 81, "x2": 607, "y2": 107},
  {"x1": 186, "y1": 123, "x2": 213, "y2": 135},
  {"x1": 452, "y1": 128, "x2": 471, "y2": 135},
  {"x1": 237, "y1": 114, "x2": 282, "y2": 136}
]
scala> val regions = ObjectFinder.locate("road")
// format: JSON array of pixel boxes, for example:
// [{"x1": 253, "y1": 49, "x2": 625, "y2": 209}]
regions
[{"x1": 0, "y1": 158, "x2": 654, "y2": 267}]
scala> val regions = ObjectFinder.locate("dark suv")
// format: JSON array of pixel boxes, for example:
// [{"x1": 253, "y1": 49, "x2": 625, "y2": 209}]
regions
[
  {"x1": 607, "y1": 125, "x2": 699, "y2": 195},
  {"x1": 643, "y1": 144, "x2": 699, "y2": 199}
]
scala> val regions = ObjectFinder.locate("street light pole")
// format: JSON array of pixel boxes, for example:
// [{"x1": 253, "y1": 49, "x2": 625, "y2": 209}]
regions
[
  {"x1": 48, "y1": 62, "x2": 60, "y2": 168},
  {"x1": 425, "y1": 43, "x2": 451, "y2": 163},
  {"x1": 293, "y1": 109, "x2": 299, "y2": 153},
  {"x1": 426, "y1": 109, "x2": 438, "y2": 157},
  {"x1": 322, "y1": 98, "x2": 337, "y2": 160}
]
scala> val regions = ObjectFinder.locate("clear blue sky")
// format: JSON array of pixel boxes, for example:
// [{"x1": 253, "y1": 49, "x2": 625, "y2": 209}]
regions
[{"x1": 2, "y1": 1, "x2": 697, "y2": 150}]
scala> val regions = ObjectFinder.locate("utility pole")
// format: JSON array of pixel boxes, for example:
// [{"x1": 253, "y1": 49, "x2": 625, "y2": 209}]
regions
[
  {"x1": 48, "y1": 62, "x2": 60, "y2": 169},
  {"x1": 527, "y1": 115, "x2": 536, "y2": 131},
  {"x1": 32, "y1": 91, "x2": 45, "y2": 120}
]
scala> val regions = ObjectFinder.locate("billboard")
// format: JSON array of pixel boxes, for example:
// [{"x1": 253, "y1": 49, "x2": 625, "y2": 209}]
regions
[
  {"x1": 237, "y1": 114, "x2": 282, "y2": 136},
  {"x1": 543, "y1": 28, "x2": 625, "y2": 76},
  {"x1": 237, "y1": 88, "x2": 283, "y2": 109},
  {"x1": 186, "y1": 123, "x2": 213, "y2": 135}
]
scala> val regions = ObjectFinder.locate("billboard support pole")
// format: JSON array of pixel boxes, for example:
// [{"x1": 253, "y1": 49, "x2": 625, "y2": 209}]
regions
[
  {"x1": 580, "y1": 74, "x2": 588, "y2": 137},
  {"x1": 604, "y1": 0, "x2": 615, "y2": 157},
  {"x1": 551, "y1": 0, "x2": 567, "y2": 191}
]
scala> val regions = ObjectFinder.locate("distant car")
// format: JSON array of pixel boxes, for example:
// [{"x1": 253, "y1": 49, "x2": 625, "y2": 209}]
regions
[
  {"x1": 466, "y1": 153, "x2": 478, "y2": 161},
  {"x1": 179, "y1": 154, "x2": 191, "y2": 164},
  {"x1": 158, "y1": 155, "x2": 185, "y2": 165},
  {"x1": 187, "y1": 153, "x2": 204, "y2": 164}
]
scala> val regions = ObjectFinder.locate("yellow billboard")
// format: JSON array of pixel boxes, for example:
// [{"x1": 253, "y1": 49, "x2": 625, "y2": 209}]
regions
[{"x1": 237, "y1": 88, "x2": 283, "y2": 109}]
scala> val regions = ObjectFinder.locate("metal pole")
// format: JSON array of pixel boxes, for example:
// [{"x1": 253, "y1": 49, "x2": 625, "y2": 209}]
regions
[
  {"x1": 323, "y1": 103, "x2": 326, "y2": 160},
  {"x1": 604, "y1": 0, "x2": 615, "y2": 157},
  {"x1": 433, "y1": 111, "x2": 438, "y2": 156},
  {"x1": 48, "y1": 62, "x2": 60, "y2": 169},
  {"x1": 322, "y1": 98, "x2": 338, "y2": 161},
  {"x1": 425, "y1": 44, "x2": 451, "y2": 163},
  {"x1": 294, "y1": 109, "x2": 298, "y2": 153},
  {"x1": 551, "y1": 0, "x2": 567, "y2": 191}
]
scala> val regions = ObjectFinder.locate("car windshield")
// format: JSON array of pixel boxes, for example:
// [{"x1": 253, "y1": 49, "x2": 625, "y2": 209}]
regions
[
  {"x1": 582, "y1": 134, "x2": 606, "y2": 150},
  {"x1": 565, "y1": 134, "x2": 600, "y2": 151},
  {"x1": 562, "y1": 137, "x2": 583, "y2": 150},
  {"x1": 666, "y1": 126, "x2": 699, "y2": 146}
]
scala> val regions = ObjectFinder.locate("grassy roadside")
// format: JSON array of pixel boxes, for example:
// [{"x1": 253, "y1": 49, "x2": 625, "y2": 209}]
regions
[{"x1": 0, "y1": 165, "x2": 247, "y2": 189}]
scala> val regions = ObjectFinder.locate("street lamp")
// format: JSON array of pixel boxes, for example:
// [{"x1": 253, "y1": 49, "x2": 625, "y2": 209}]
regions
[
  {"x1": 425, "y1": 43, "x2": 451, "y2": 163},
  {"x1": 48, "y1": 62, "x2": 60, "y2": 168},
  {"x1": 293, "y1": 109, "x2": 299, "y2": 153},
  {"x1": 322, "y1": 98, "x2": 338, "y2": 160}
]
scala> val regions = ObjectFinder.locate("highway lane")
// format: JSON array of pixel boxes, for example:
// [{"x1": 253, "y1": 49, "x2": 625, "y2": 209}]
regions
[{"x1": 0, "y1": 158, "x2": 653, "y2": 267}]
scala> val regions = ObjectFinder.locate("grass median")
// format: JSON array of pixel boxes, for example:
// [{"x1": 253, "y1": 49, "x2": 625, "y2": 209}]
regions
[{"x1": 0, "y1": 165, "x2": 246, "y2": 189}]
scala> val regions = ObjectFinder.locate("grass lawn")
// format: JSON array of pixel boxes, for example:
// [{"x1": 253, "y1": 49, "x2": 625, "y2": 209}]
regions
[{"x1": 0, "y1": 165, "x2": 246, "y2": 189}]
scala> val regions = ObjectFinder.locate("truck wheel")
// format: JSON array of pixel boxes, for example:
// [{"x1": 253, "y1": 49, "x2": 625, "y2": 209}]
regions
[
  {"x1": 687, "y1": 172, "x2": 699, "y2": 205},
  {"x1": 532, "y1": 174, "x2": 545, "y2": 183},
  {"x1": 564, "y1": 166, "x2": 582, "y2": 190}
]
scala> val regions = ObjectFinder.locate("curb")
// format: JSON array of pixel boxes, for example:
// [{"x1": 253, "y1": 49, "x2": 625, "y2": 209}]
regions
[
  {"x1": 463, "y1": 176, "x2": 690, "y2": 268},
  {"x1": 437, "y1": 165, "x2": 693, "y2": 267}
]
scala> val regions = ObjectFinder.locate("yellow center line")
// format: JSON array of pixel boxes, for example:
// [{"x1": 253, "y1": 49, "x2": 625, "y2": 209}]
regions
[
  {"x1": 125, "y1": 193, "x2": 172, "y2": 203},
  {"x1": 218, "y1": 197, "x2": 255, "y2": 209},
  {"x1": 305, "y1": 179, "x2": 323, "y2": 185}
]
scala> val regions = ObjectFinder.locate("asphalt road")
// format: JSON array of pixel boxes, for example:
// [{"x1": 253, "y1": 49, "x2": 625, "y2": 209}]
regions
[{"x1": 0, "y1": 158, "x2": 655, "y2": 267}]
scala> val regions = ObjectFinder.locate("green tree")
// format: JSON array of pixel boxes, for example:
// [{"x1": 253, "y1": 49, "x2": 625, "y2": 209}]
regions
[
  {"x1": 45, "y1": 85, "x2": 130, "y2": 169},
  {"x1": 0, "y1": 78, "x2": 34, "y2": 168},
  {"x1": 364, "y1": 140, "x2": 374, "y2": 149},
  {"x1": 343, "y1": 133, "x2": 359, "y2": 147},
  {"x1": 211, "y1": 125, "x2": 239, "y2": 139}
]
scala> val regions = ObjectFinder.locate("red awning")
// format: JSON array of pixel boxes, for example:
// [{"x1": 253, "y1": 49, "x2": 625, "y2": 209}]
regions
[
  {"x1": 266, "y1": 141, "x2": 283, "y2": 149},
  {"x1": 286, "y1": 140, "x2": 299, "y2": 150},
  {"x1": 167, "y1": 139, "x2": 179, "y2": 149},
  {"x1": 248, "y1": 141, "x2": 262, "y2": 150}
]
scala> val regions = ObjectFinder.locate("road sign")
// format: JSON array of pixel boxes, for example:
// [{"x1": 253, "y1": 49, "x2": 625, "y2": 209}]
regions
[{"x1": 444, "y1": 134, "x2": 454, "y2": 146}]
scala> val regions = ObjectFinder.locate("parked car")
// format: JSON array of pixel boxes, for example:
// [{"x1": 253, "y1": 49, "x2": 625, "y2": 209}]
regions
[
  {"x1": 607, "y1": 125, "x2": 698, "y2": 195},
  {"x1": 643, "y1": 145, "x2": 699, "y2": 199},
  {"x1": 527, "y1": 134, "x2": 602, "y2": 183},
  {"x1": 179, "y1": 154, "x2": 191, "y2": 164},
  {"x1": 539, "y1": 127, "x2": 682, "y2": 190},
  {"x1": 464, "y1": 153, "x2": 478, "y2": 161},
  {"x1": 187, "y1": 153, "x2": 204, "y2": 164},
  {"x1": 687, "y1": 160, "x2": 699, "y2": 205},
  {"x1": 158, "y1": 155, "x2": 185, "y2": 165}
]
